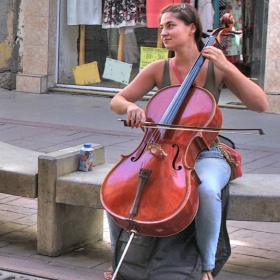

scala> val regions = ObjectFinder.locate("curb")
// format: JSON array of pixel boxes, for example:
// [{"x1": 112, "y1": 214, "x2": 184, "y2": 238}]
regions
[{"x1": 48, "y1": 87, "x2": 248, "y2": 110}]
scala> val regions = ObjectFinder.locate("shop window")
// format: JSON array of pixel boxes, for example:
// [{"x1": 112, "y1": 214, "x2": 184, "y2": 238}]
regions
[{"x1": 56, "y1": 0, "x2": 268, "y2": 91}]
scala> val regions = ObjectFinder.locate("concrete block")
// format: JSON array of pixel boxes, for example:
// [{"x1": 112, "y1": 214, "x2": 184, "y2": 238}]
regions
[
  {"x1": 267, "y1": 94, "x2": 280, "y2": 115},
  {"x1": 0, "y1": 142, "x2": 41, "y2": 197},
  {"x1": 228, "y1": 174, "x2": 280, "y2": 221},
  {"x1": 56, "y1": 163, "x2": 114, "y2": 208},
  {"x1": 37, "y1": 143, "x2": 105, "y2": 256},
  {"x1": 16, "y1": 74, "x2": 48, "y2": 94}
]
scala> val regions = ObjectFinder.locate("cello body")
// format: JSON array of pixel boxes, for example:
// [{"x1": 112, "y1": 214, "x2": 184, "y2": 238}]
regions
[{"x1": 101, "y1": 84, "x2": 223, "y2": 237}]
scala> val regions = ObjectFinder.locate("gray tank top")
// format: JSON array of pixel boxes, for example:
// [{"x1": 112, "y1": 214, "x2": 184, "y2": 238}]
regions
[{"x1": 160, "y1": 59, "x2": 221, "y2": 103}]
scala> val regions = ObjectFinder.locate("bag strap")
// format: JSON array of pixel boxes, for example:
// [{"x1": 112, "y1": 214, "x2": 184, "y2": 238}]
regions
[
  {"x1": 171, "y1": 58, "x2": 197, "y2": 86},
  {"x1": 218, "y1": 134, "x2": 236, "y2": 149},
  {"x1": 171, "y1": 58, "x2": 184, "y2": 84}
]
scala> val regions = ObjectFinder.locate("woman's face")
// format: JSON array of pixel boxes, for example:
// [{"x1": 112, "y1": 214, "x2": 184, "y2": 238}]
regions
[{"x1": 160, "y1": 12, "x2": 196, "y2": 51}]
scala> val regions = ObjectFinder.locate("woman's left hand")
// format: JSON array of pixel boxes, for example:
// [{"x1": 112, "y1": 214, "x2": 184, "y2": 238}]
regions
[
  {"x1": 202, "y1": 46, "x2": 268, "y2": 112},
  {"x1": 201, "y1": 46, "x2": 230, "y2": 72}
]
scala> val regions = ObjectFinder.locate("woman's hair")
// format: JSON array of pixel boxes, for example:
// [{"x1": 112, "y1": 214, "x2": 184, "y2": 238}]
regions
[{"x1": 160, "y1": 4, "x2": 203, "y2": 48}]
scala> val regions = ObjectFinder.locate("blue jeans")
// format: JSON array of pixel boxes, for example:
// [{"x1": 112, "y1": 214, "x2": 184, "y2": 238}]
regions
[
  {"x1": 195, "y1": 146, "x2": 231, "y2": 271},
  {"x1": 107, "y1": 146, "x2": 231, "y2": 270}
]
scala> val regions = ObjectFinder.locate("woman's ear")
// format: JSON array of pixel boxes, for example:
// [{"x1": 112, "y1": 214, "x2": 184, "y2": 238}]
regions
[{"x1": 189, "y1": 23, "x2": 196, "y2": 35}]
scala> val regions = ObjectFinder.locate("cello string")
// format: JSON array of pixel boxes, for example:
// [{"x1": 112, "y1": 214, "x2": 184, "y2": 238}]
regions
[
  {"x1": 137, "y1": 32, "x2": 230, "y2": 146},
  {"x1": 136, "y1": 32, "x2": 228, "y2": 147},
  {"x1": 146, "y1": 36, "x2": 216, "y2": 146},
  {"x1": 160, "y1": 36, "x2": 215, "y2": 126},
  {"x1": 148, "y1": 38, "x2": 213, "y2": 145}
]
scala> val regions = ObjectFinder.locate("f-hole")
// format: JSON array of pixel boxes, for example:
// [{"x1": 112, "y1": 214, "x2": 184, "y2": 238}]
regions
[
  {"x1": 131, "y1": 143, "x2": 147, "y2": 162},
  {"x1": 172, "y1": 144, "x2": 182, "y2": 171}
]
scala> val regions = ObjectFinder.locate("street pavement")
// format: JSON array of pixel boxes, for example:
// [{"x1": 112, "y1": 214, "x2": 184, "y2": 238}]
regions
[{"x1": 0, "y1": 88, "x2": 279, "y2": 279}]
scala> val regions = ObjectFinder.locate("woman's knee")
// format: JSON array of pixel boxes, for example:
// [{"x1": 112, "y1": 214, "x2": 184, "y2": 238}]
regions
[{"x1": 198, "y1": 182, "x2": 222, "y2": 201}]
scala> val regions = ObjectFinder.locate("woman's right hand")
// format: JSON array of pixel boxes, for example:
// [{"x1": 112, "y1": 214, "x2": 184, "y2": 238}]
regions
[{"x1": 126, "y1": 103, "x2": 146, "y2": 129}]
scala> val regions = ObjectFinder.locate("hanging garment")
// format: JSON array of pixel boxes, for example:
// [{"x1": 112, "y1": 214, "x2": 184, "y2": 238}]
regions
[
  {"x1": 102, "y1": 0, "x2": 146, "y2": 28},
  {"x1": 224, "y1": 0, "x2": 243, "y2": 62},
  {"x1": 197, "y1": 0, "x2": 215, "y2": 34},
  {"x1": 219, "y1": 0, "x2": 227, "y2": 19},
  {"x1": 213, "y1": 0, "x2": 220, "y2": 28},
  {"x1": 226, "y1": 0, "x2": 242, "y2": 30},
  {"x1": 123, "y1": 27, "x2": 140, "y2": 63},
  {"x1": 146, "y1": 0, "x2": 192, "y2": 28},
  {"x1": 67, "y1": 0, "x2": 102, "y2": 25},
  {"x1": 242, "y1": 0, "x2": 253, "y2": 64}
]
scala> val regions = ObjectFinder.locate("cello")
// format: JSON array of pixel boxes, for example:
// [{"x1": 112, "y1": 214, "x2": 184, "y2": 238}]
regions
[
  {"x1": 100, "y1": 12, "x2": 265, "y2": 277},
  {"x1": 101, "y1": 26, "x2": 234, "y2": 238}
]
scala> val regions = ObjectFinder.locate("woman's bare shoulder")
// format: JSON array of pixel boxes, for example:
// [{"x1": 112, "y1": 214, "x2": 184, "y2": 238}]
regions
[
  {"x1": 143, "y1": 59, "x2": 167, "y2": 71},
  {"x1": 143, "y1": 59, "x2": 167, "y2": 87}
]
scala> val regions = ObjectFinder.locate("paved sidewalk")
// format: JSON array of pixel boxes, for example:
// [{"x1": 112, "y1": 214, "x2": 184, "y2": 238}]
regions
[{"x1": 0, "y1": 88, "x2": 279, "y2": 279}]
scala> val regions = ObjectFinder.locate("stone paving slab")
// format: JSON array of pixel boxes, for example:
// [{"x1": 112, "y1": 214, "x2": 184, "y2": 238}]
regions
[
  {"x1": 0, "y1": 269, "x2": 55, "y2": 280},
  {"x1": 0, "y1": 89, "x2": 279, "y2": 279},
  {"x1": 0, "y1": 192, "x2": 279, "y2": 280}
]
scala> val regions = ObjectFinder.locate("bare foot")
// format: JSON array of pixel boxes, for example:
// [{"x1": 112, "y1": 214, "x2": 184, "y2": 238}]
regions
[
  {"x1": 104, "y1": 266, "x2": 113, "y2": 279},
  {"x1": 201, "y1": 271, "x2": 214, "y2": 280}
]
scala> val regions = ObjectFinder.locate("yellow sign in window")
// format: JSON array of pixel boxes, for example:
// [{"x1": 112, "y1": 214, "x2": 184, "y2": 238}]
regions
[
  {"x1": 140, "y1": 47, "x2": 169, "y2": 69},
  {"x1": 73, "y1": 61, "x2": 101, "y2": 85}
]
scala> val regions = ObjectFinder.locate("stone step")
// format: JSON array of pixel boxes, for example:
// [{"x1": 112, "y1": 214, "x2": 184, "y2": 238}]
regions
[
  {"x1": 56, "y1": 163, "x2": 280, "y2": 222},
  {"x1": 0, "y1": 142, "x2": 42, "y2": 198},
  {"x1": 228, "y1": 174, "x2": 280, "y2": 222}
]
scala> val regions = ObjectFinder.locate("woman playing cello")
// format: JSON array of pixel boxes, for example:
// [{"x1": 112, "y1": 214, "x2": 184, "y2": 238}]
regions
[{"x1": 105, "y1": 4, "x2": 268, "y2": 280}]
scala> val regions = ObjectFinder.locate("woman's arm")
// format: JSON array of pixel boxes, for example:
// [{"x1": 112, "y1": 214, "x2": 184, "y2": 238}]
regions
[
  {"x1": 110, "y1": 60, "x2": 165, "y2": 128},
  {"x1": 202, "y1": 46, "x2": 269, "y2": 112}
]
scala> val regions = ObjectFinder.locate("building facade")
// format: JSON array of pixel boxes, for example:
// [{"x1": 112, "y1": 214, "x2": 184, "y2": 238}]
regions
[
  {"x1": 0, "y1": 0, "x2": 21, "y2": 90},
  {"x1": 0, "y1": 1, "x2": 279, "y2": 99}
]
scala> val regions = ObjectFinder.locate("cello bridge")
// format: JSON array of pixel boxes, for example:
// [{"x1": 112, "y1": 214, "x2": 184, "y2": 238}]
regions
[{"x1": 147, "y1": 143, "x2": 167, "y2": 157}]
